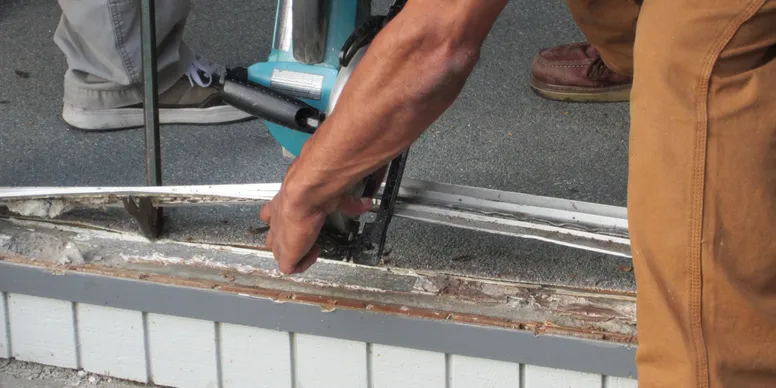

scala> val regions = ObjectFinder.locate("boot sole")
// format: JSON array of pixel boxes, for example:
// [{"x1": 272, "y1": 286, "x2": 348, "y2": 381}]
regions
[
  {"x1": 63, "y1": 105, "x2": 256, "y2": 132},
  {"x1": 530, "y1": 77, "x2": 632, "y2": 102}
]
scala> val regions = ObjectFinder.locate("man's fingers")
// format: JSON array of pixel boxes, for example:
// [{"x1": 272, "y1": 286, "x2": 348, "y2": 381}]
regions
[
  {"x1": 276, "y1": 251, "x2": 296, "y2": 274},
  {"x1": 274, "y1": 228, "x2": 321, "y2": 274},
  {"x1": 265, "y1": 230, "x2": 273, "y2": 248},
  {"x1": 265, "y1": 192, "x2": 326, "y2": 275},
  {"x1": 259, "y1": 203, "x2": 272, "y2": 223},
  {"x1": 274, "y1": 234, "x2": 308, "y2": 275},
  {"x1": 337, "y1": 195, "x2": 373, "y2": 217},
  {"x1": 292, "y1": 247, "x2": 320, "y2": 274}
]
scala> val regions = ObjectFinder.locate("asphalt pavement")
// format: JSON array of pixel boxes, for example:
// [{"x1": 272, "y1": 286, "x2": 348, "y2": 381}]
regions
[{"x1": 0, "y1": 0, "x2": 635, "y2": 291}]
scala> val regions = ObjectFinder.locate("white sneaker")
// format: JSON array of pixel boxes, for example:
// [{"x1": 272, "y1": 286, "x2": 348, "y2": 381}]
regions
[{"x1": 62, "y1": 57, "x2": 254, "y2": 131}]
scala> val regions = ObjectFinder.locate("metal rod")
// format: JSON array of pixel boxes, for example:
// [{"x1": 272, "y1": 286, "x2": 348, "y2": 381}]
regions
[
  {"x1": 140, "y1": 0, "x2": 161, "y2": 186},
  {"x1": 137, "y1": 0, "x2": 164, "y2": 238}
]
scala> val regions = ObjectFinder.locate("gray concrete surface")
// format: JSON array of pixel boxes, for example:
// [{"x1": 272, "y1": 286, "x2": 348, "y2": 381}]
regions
[
  {"x1": 0, "y1": 359, "x2": 147, "y2": 388},
  {"x1": 0, "y1": 1, "x2": 635, "y2": 291}
]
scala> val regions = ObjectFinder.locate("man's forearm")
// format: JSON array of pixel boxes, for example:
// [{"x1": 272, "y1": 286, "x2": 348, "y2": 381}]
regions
[{"x1": 282, "y1": 0, "x2": 507, "y2": 210}]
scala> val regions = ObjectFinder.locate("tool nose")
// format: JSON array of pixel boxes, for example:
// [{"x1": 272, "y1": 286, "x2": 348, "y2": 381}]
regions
[{"x1": 220, "y1": 69, "x2": 325, "y2": 135}]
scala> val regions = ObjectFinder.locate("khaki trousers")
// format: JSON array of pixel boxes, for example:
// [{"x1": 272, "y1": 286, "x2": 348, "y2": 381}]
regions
[
  {"x1": 53, "y1": 0, "x2": 194, "y2": 109},
  {"x1": 566, "y1": 0, "x2": 776, "y2": 386}
]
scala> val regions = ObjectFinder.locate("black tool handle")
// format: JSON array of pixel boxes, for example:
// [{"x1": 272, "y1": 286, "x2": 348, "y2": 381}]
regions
[{"x1": 222, "y1": 79, "x2": 324, "y2": 134}]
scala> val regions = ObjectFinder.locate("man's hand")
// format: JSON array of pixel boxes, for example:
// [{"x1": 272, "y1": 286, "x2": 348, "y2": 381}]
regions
[
  {"x1": 260, "y1": 0, "x2": 507, "y2": 274},
  {"x1": 260, "y1": 187, "x2": 372, "y2": 274}
]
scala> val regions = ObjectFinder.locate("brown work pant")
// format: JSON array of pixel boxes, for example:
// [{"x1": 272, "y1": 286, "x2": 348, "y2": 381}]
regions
[{"x1": 565, "y1": 0, "x2": 776, "y2": 386}]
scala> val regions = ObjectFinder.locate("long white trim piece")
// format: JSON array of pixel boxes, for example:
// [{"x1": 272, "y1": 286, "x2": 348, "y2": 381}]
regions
[
  {"x1": 0, "y1": 183, "x2": 281, "y2": 201},
  {"x1": 0, "y1": 179, "x2": 626, "y2": 230},
  {"x1": 0, "y1": 261, "x2": 638, "y2": 379},
  {"x1": 0, "y1": 177, "x2": 631, "y2": 257}
]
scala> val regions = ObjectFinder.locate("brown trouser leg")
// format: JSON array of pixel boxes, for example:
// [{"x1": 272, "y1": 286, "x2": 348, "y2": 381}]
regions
[
  {"x1": 565, "y1": 0, "x2": 640, "y2": 75},
  {"x1": 628, "y1": 0, "x2": 776, "y2": 386}
]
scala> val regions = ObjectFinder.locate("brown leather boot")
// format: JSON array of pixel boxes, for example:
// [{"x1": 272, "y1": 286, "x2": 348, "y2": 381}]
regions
[{"x1": 530, "y1": 42, "x2": 632, "y2": 102}]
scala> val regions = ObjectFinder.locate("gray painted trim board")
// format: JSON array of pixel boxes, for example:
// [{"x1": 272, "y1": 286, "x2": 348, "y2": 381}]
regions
[{"x1": 0, "y1": 261, "x2": 638, "y2": 379}]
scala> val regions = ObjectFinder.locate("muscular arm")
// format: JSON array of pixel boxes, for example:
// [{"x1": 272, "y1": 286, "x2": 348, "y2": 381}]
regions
[{"x1": 282, "y1": 0, "x2": 508, "y2": 210}]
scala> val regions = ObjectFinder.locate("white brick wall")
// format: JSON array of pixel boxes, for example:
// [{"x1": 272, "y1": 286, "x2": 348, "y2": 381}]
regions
[{"x1": 0, "y1": 292, "x2": 638, "y2": 388}]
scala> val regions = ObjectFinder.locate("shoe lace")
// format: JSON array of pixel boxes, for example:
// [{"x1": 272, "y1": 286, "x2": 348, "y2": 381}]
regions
[
  {"x1": 587, "y1": 56, "x2": 608, "y2": 80},
  {"x1": 185, "y1": 56, "x2": 227, "y2": 88}
]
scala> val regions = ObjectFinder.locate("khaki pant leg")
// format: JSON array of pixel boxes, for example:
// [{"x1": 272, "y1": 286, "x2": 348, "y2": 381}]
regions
[
  {"x1": 628, "y1": 0, "x2": 776, "y2": 386},
  {"x1": 54, "y1": 0, "x2": 195, "y2": 109},
  {"x1": 564, "y1": 0, "x2": 640, "y2": 76}
]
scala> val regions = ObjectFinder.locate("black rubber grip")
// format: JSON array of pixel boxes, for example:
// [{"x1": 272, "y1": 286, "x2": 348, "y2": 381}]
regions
[{"x1": 221, "y1": 79, "x2": 324, "y2": 134}]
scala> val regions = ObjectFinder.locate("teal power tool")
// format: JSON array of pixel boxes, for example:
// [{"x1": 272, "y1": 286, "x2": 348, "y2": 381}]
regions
[{"x1": 217, "y1": 0, "x2": 409, "y2": 266}]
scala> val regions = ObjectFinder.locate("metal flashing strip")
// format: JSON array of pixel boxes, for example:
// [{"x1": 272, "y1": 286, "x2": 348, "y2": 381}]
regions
[
  {"x1": 393, "y1": 179, "x2": 630, "y2": 258},
  {"x1": 0, "y1": 261, "x2": 637, "y2": 379},
  {"x1": 0, "y1": 178, "x2": 631, "y2": 258},
  {"x1": 397, "y1": 179, "x2": 628, "y2": 230}
]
